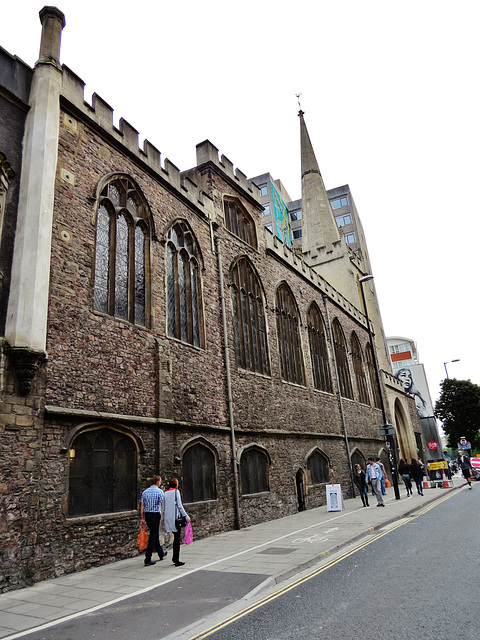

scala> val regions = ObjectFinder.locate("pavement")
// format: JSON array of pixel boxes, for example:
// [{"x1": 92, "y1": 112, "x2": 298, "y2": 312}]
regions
[{"x1": 0, "y1": 478, "x2": 467, "y2": 640}]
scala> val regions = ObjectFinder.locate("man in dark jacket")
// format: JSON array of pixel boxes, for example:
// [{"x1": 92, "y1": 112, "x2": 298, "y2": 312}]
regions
[{"x1": 457, "y1": 452, "x2": 473, "y2": 489}]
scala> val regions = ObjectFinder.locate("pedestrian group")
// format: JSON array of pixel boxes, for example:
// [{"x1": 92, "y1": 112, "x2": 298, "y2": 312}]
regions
[
  {"x1": 140, "y1": 474, "x2": 191, "y2": 567},
  {"x1": 355, "y1": 456, "x2": 428, "y2": 507}
]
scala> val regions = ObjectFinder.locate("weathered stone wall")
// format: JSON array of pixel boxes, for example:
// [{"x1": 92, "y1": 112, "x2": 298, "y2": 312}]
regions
[{"x1": 0, "y1": 348, "x2": 47, "y2": 592}]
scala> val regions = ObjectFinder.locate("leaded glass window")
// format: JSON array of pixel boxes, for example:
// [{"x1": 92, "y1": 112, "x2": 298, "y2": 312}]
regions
[
  {"x1": 230, "y1": 258, "x2": 269, "y2": 375},
  {"x1": 182, "y1": 443, "x2": 216, "y2": 503},
  {"x1": 166, "y1": 221, "x2": 203, "y2": 347},
  {"x1": 224, "y1": 198, "x2": 257, "y2": 249},
  {"x1": 93, "y1": 176, "x2": 150, "y2": 326},
  {"x1": 68, "y1": 428, "x2": 137, "y2": 517},
  {"x1": 93, "y1": 205, "x2": 110, "y2": 313},
  {"x1": 275, "y1": 283, "x2": 305, "y2": 385},
  {"x1": 351, "y1": 332, "x2": 370, "y2": 405},
  {"x1": 134, "y1": 226, "x2": 146, "y2": 326},
  {"x1": 114, "y1": 214, "x2": 129, "y2": 319},
  {"x1": 307, "y1": 450, "x2": 330, "y2": 484},
  {"x1": 307, "y1": 303, "x2": 332, "y2": 393},
  {"x1": 240, "y1": 447, "x2": 269, "y2": 495},
  {"x1": 332, "y1": 319, "x2": 353, "y2": 399}
]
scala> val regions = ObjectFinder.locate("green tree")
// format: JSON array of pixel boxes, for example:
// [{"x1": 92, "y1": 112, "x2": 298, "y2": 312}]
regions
[{"x1": 434, "y1": 379, "x2": 480, "y2": 450}]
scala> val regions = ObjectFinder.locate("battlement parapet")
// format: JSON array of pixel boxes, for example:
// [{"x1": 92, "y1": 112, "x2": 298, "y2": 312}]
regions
[
  {"x1": 0, "y1": 46, "x2": 33, "y2": 104},
  {"x1": 265, "y1": 229, "x2": 368, "y2": 328},
  {"x1": 383, "y1": 370, "x2": 405, "y2": 391},
  {"x1": 196, "y1": 140, "x2": 260, "y2": 201},
  {"x1": 61, "y1": 65, "x2": 214, "y2": 219}
]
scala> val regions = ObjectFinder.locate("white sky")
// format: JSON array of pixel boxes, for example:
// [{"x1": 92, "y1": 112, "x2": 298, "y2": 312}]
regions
[{"x1": 2, "y1": 0, "x2": 479, "y2": 405}]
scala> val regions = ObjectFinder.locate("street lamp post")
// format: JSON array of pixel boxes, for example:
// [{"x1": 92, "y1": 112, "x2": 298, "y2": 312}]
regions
[
  {"x1": 359, "y1": 274, "x2": 401, "y2": 500},
  {"x1": 444, "y1": 359, "x2": 460, "y2": 379}
]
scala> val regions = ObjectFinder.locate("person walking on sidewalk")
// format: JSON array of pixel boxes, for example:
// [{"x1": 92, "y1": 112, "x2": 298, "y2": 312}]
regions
[
  {"x1": 354, "y1": 464, "x2": 369, "y2": 507},
  {"x1": 376, "y1": 457, "x2": 387, "y2": 495},
  {"x1": 140, "y1": 475, "x2": 168, "y2": 566},
  {"x1": 164, "y1": 478, "x2": 190, "y2": 567},
  {"x1": 457, "y1": 452, "x2": 474, "y2": 489},
  {"x1": 398, "y1": 458, "x2": 413, "y2": 496},
  {"x1": 409, "y1": 459, "x2": 424, "y2": 495},
  {"x1": 365, "y1": 457, "x2": 385, "y2": 507}
]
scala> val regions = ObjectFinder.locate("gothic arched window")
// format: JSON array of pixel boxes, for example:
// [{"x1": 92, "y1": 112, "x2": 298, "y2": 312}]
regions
[
  {"x1": 240, "y1": 447, "x2": 269, "y2": 495},
  {"x1": 366, "y1": 342, "x2": 382, "y2": 409},
  {"x1": 68, "y1": 428, "x2": 137, "y2": 517},
  {"x1": 275, "y1": 283, "x2": 305, "y2": 385},
  {"x1": 166, "y1": 221, "x2": 204, "y2": 347},
  {"x1": 93, "y1": 176, "x2": 150, "y2": 326},
  {"x1": 307, "y1": 303, "x2": 332, "y2": 392},
  {"x1": 182, "y1": 442, "x2": 216, "y2": 503},
  {"x1": 307, "y1": 450, "x2": 330, "y2": 484},
  {"x1": 224, "y1": 197, "x2": 257, "y2": 249},
  {"x1": 351, "y1": 332, "x2": 370, "y2": 405},
  {"x1": 332, "y1": 318, "x2": 353, "y2": 399},
  {"x1": 230, "y1": 257, "x2": 269, "y2": 375}
]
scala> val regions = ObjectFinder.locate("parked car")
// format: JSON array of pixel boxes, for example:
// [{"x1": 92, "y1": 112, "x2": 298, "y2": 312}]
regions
[{"x1": 470, "y1": 457, "x2": 480, "y2": 480}]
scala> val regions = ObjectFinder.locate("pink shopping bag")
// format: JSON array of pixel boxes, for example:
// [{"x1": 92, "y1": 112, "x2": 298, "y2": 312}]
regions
[{"x1": 184, "y1": 521, "x2": 193, "y2": 545}]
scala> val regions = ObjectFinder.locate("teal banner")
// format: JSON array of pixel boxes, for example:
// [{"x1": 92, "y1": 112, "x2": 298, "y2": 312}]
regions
[{"x1": 271, "y1": 182, "x2": 292, "y2": 247}]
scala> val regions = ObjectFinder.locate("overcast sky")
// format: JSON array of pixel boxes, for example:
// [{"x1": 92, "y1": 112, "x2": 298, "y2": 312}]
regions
[{"x1": 2, "y1": 1, "x2": 478, "y2": 406}]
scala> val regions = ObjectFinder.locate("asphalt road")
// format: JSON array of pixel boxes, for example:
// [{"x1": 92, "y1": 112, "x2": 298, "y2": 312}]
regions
[{"x1": 197, "y1": 488, "x2": 480, "y2": 640}]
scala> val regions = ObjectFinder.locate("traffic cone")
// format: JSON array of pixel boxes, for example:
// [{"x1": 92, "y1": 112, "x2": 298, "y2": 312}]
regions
[
  {"x1": 423, "y1": 478, "x2": 429, "y2": 489},
  {"x1": 442, "y1": 471, "x2": 451, "y2": 488}
]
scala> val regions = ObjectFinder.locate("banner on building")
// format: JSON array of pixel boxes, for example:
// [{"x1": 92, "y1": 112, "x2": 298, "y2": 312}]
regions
[
  {"x1": 270, "y1": 181, "x2": 292, "y2": 247},
  {"x1": 394, "y1": 363, "x2": 434, "y2": 418}
]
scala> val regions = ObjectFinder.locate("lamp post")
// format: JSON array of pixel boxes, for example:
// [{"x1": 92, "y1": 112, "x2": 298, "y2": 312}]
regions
[
  {"x1": 359, "y1": 274, "x2": 401, "y2": 500},
  {"x1": 444, "y1": 359, "x2": 460, "y2": 379}
]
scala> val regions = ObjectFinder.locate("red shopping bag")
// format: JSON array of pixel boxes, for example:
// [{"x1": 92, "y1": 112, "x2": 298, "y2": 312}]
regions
[
  {"x1": 184, "y1": 521, "x2": 193, "y2": 545},
  {"x1": 137, "y1": 523, "x2": 148, "y2": 551}
]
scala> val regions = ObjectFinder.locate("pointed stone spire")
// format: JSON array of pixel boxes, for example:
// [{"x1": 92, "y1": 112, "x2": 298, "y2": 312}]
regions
[{"x1": 299, "y1": 110, "x2": 341, "y2": 262}]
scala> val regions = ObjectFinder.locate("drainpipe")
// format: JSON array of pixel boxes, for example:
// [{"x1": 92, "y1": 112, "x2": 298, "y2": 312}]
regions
[
  {"x1": 322, "y1": 294, "x2": 356, "y2": 497},
  {"x1": 214, "y1": 236, "x2": 241, "y2": 529}
]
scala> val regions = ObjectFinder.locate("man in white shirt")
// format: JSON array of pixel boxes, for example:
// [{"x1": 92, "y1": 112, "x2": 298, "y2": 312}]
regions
[{"x1": 365, "y1": 458, "x2": 385, "y2": 507}]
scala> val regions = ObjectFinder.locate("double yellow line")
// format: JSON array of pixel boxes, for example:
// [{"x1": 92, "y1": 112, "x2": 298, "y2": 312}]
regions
[{"x1": 189, "y1": 492, "x2": 455, "y2": 639}]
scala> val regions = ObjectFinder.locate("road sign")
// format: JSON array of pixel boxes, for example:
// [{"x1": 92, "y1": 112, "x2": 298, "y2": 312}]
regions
[
  {"x1": 380, "y1": 425, "x2": 395, "y2": 436},
  {"x1": 427, "y1": 441, "x2": 438, "y2": 450},
  {"x1": 428, "y1": 461, "x2": 448, "y2": 470},
  {"x1": 460, "y1": 436, "x2": 467, "y2": 445}
]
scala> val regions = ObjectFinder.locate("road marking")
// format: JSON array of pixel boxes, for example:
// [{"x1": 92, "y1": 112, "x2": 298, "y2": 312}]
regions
[{"x1": 188, "y1": 491, "x2": 458, "y2": 640}]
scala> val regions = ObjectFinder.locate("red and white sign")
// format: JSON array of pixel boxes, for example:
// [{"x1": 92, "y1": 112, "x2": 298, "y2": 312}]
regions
[{"x1": 427, "y1": 440, "x2": 438, "y2": 450}]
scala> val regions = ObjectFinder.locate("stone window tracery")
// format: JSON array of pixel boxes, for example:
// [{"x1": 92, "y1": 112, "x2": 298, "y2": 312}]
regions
[
  {"x1": 307, "y1": 450, "x2": 330, "y2": 484},
  {"x1": 166, "y1": 220, "x2": 203, "y2": 347},
  {"x1": 93, "y1": 176, "x2": 150, "y2": 326},
  {"x1": 332, "y1": 318, "x2": 353, "y2": 399},
  {"x1": 230, "y1": 257, "x2": 269, "y2": 375},
  {"x1": 182, "y1": 442, "x2": 216, "y2": 503},
  {"x1": 351, "y1": 332, "x2": 370, "y2": 405},
  {"x1": 366, "y1": 342, "x2": 382, "y2": 409},
  {"x1": 240, "y1": 447, "x2": 269, "y2": 495},
  {"x1": 275, "y1": 283, "x2": 305, "y2": 385},
  {"x1": 307, "y1": 303, "x2": 332, "y2": 393},
  {"x1": 224, "y1": 197, "x2": 257, "y2": 249},
  {"x1": 68, "y1": 428, "x2": 137, "y2": 517}
]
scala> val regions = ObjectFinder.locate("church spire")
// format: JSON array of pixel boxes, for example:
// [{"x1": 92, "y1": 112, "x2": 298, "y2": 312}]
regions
[{"x1": 299, "y1": 110, "x2": 341, "y2": 261}]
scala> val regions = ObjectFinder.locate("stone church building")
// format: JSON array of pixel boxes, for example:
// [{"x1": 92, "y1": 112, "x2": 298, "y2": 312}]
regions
[{"x1": 0, "y1": 8, "x2": 422, "y2": 592}]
